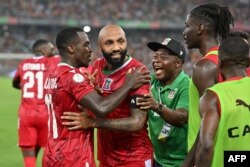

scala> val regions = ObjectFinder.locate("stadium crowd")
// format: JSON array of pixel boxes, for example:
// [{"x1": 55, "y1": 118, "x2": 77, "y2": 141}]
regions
[
  {"x1": 0, "y1": 0, "x2": 249, "y2": 76},
  {"x1": 0, "y1": 0, "x2": 249, "y2": 24}
]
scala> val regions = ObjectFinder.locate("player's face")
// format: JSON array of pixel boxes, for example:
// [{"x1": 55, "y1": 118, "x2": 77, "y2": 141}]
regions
[
  {"x1": 152, "y1": 48, "x2": 181, "y2": 83},
  {"x1": 99, "y1": 29, "x2": 127, "y2": 69},
  {"x1": 44, "y1": 42, "x2": 55, "y2": 57},
  {"x1": 73, "y1": 32, "x2": 92, "y2": 68},
  {"x1": 183, "y1": 14, "x2": 201, "y2": 49}
]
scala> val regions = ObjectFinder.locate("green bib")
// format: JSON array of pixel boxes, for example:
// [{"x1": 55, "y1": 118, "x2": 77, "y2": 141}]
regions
[{"x1": 208, "y1": 77, "x2": 250, "y2": 167}]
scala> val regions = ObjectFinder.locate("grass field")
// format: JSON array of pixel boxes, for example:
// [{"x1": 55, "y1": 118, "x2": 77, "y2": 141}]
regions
[
  {"x1": 0, "y1": 76, "x2": 43, "y2": 166},
  {"x1": 0, "y1": 76, "x2": 98, "y2": 166}
]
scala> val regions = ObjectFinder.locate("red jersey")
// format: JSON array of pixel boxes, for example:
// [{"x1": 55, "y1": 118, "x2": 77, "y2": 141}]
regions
[
  {"x1": 42, "y1": 63, "x2": 96, "y2": 167},
  {"x1": 201, "y1": 46, "x2": 223, "y2": 82},
  {"x1": 44, "y1": 55, "x2": 61, "y2": 73},
  {"x1": 14, "y1": 56, "x2": 51, "y2": 147},
  {"x1": 79, "y1": 65, "x2": 92, "y2": 74},
  {"x1": 14, "y1": 56, "x2": 48, "y2": 110},
  {"x1": 91, "y1": 57, "x2": 153, "y2": 165}
]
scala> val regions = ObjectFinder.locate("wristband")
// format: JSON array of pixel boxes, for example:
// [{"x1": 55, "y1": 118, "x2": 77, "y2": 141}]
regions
[{"x1": 156, "y1": 103, "x2": 163, "y2": 115}]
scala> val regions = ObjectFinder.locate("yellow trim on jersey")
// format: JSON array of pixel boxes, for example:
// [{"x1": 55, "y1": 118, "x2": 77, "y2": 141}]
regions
[{"x1": 204, "y1": 50, "x2": 218, "y2": 57}]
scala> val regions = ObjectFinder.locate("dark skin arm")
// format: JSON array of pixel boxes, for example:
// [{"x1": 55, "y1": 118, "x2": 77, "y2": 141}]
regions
[
  {"x1": 79, "y1": 67, "x2": 150, "y2": 117},
  {"x1": 196, "y1": 91, "x2": 219, "y2": 167},
  {"x1": 62, "y1": 107, "x2": 147, "y2": 131},
  {"x1": 12, "y1": 75, "x2": 21, "y2": 89},
  {"x1": 137, "y1": 94, "x2": 188, "y2": 126},
  {"x1": 192, "y1": 59, "x2": 218, "y2": 97},
  {"x1": 182, "y1": 59, "x2": 218, "y2": 167}
]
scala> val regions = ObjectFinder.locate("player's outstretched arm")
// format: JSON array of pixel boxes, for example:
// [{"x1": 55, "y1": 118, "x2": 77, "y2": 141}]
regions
[
  {"x1": 62, "y1": 107, "x2": 147, "y2": 131},
  {"x1": 137, "y1": 94, "x2": 188, "y2": 126},
  {"x1": 80, "y1": 66, "x2": 150, "y2": 117}
]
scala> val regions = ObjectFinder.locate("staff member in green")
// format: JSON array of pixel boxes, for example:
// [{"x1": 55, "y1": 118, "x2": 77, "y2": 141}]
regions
[
  {"x1": 138, "y1": 38, "x2": 189, "y2": 167},
  {"x1": 196, "y1": 37, "x2": 250, "y2": 167}
]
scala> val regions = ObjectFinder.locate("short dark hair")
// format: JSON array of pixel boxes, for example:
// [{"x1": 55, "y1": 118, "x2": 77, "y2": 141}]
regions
[
  {"x1": 229, "y1": 31, "x2": 249, "y2": 41},
  {"x1": 32, "y1": 39, "x2": 49, "y2": 52},
  {"x1": 190, "y1": 3, "x2": 234, "y2": 40},
  {"x1": 219, "y1": 37, "x2": 249, "y2": 67},
  {"x1": 56, "y1": 27, "x2": 84, "y2": 53}
]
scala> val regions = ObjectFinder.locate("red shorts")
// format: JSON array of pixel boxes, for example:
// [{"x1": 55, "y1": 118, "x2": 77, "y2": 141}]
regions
[
  {"x1": 99, "y1": 158, "x2": 153, "y2": 167},
  {"x1": 18, "y1": 105, "x2": 48, "y2": 147}
]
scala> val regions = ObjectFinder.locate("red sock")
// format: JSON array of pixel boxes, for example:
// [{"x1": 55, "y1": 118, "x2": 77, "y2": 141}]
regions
[{"x1": 24, "y1": 157, "x2": 36, "y2": 167}]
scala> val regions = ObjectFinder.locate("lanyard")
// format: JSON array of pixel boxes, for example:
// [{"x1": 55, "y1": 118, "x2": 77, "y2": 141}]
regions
[{"x1": 158, "y1": 86, "x2": 162, "y2": 104}]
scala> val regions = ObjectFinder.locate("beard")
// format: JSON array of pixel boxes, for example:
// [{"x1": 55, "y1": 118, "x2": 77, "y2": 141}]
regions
[{"x1": 102, "y1": 49, "x2": 127, "y2": 68}]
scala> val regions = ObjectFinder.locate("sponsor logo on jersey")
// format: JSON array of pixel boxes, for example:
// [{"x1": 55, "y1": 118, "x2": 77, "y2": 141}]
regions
[
  {"x1": 236, "y1": 99, "x2": 250, "y2": 111},
  {"x1": 73, "y1": 73, "x2": 85, "y2": 83},
  {"x1": 102, "y1": 78, "x2": 113, "y2": 90}
]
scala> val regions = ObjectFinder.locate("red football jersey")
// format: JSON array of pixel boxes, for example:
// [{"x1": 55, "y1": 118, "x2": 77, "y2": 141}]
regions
[
  {"x1": 44, "y1": 55, "x2": 61, "y2": 74},
  {"x1": 42, "y1": 63, "x2": 96, "y2": 167},
  {"x1": 14, "y1": 56, "x2": 48, "y2": 108},
  {"x1": 14, "y1": 56, "x2": 51, "y2": 147},
  {"x1": 91, "y1": 57, "x2": 153, "y2": 165}
]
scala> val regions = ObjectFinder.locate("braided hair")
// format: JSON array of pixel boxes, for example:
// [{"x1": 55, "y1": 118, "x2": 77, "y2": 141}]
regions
[{"x1": 190, "y1": 3, "x2": 234, "y2": 41}]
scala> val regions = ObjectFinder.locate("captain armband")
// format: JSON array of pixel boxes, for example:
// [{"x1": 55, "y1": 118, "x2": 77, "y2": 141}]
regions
[{"x1": 130, "y1": 95, "x2": 143, "y2": 109}]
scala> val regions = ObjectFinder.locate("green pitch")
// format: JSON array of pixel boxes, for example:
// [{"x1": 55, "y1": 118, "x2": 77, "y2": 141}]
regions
[
  {"x1": 0, "y1": 77, "x2": 99, "y2": 166},
  {"x1": 0, "y1": 76, "x2": 36, "y2": 166}
]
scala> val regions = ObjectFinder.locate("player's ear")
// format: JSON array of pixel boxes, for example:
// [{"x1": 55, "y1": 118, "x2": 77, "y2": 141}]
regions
[
  {"x1": 176, "y1": 58, "x2": 183, "y2": 68},
  {"x1": 198, "y1": 23, "x2": 204, "y2": 35},
  {"x1": 67, "y1": 44, "x2": 75, "y2": 54}
]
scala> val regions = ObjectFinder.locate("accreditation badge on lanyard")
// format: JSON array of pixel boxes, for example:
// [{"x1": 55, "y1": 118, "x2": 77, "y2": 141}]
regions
[{"x1": 157, "y1": 87, "x2": 172, "y2": 141}]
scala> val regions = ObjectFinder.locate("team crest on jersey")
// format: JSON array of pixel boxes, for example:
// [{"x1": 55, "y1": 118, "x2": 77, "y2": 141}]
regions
[
  {"x1": 168, "y1": 88, "x2": 177, "y2": 99},
  {"x1": 73, "y1": 73, "x2": 85, "y2": 83},
  {"x1": 102, "y1": 78, "x2": 113, "y2": 90}
]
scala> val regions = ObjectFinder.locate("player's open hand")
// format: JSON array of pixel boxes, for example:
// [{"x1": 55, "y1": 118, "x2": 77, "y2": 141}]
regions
[
  {"x1": 125, "y1": 65, "x2": 150, "y2": 90},
  {"x1": 137, "y1": 94, "x2": 158, "y2": 111},
  {"x1": 61, "y1": 111, "x2": 94, "y2": 130}
]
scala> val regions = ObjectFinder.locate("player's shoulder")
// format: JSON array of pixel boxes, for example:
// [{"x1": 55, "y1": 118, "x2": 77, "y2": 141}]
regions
[
  {"x1": 93, "y1": 57, "x2": 105, "y2": 64},
  {"x1": 126, "y1": 57, "x2": 142, "y2": 66},
  {"x1": 128, "y1": 57, "x2": 149, "y2": 71},
  {"x1": 19, "y1": 56, "x2": 44, "y2": 65},
  {"x1": 195, "y1": 57, "x2": 218, "y2": 70},
  {"x1": 51, "y1": 55, "x2": 61, "y2": 61},
  {"x1": 57, "y1": 63, "x2": 74, "y2": 71},
  {"x1": 91, "y1": 58, "x2": 105, "y2": 69},
  {"x1": 59, "y1": 65, "x2": 87, "y2": 84}
]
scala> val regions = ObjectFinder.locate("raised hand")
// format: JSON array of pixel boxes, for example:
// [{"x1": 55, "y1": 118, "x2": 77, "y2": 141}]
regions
[
  {"x1": 125, "y1": 65, "x2": 151, "y2": 90},
  {"x1": 61, "y1": 111, "x2": 94, "y2": 130},
  {"x1": 83, "y1": 69, "x2": 103, "y2": 94}
]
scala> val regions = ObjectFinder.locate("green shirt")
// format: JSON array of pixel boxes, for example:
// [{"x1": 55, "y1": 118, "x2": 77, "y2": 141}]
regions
[
  {"x1": 148, "y1": 71, "x2": 190, "y2": 167},
  {"x1": 208, "y1": 77, "x2": 250, "y2": 167}
]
